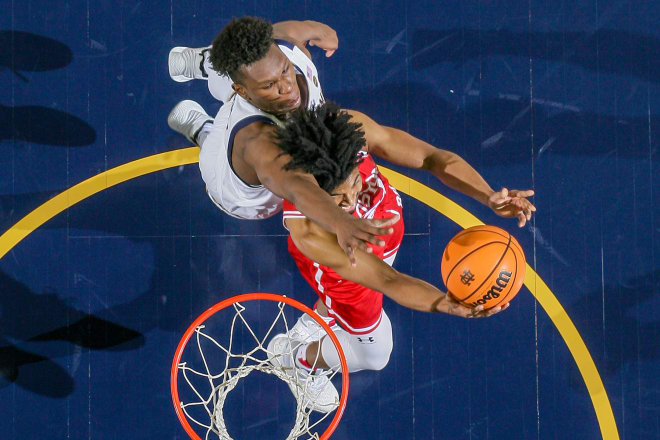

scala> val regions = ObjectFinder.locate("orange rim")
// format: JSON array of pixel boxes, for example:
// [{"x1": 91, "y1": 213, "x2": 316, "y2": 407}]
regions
[{"x1": 171, "y1": 292, "x2": 349, "y2": 440}]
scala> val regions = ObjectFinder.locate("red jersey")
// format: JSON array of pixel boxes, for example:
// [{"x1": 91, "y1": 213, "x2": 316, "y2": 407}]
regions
[{"x1": 283, "y1": 152, "x2": 404, "y2": 334}]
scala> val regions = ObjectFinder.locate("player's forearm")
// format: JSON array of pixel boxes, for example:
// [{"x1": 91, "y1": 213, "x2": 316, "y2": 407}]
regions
[
  {"x1": 382, "y1": 272, "x2": 451, "y2": 314},
  {"x1": 282, "y1": 175, "x2": 346, "y2": 235},
  {"x1": 368, "y1": 124, "x2": 495, "y2": 206},
  {"x1": 292, "y1": 228, "x2": 456, "y2": 315},
  {"x1": 272, "y1": 20, "x2": 325, "y2": 44},
  {"x1": 424, "y1": 149, "x2": 494, "y2": 206}
]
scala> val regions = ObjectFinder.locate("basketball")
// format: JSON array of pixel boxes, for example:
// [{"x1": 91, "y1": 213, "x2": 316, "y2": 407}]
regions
[{"x1": 441, "y1": 225, "x2": 526, "y2": 309}]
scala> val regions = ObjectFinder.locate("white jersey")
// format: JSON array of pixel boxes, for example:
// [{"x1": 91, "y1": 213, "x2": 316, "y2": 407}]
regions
[{"x1": 199, "y1": 40, "x2": 324, "y2": 220}]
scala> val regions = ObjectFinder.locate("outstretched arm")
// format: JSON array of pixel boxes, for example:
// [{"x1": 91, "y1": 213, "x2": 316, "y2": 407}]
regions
[
  {"x1": 346, "y1": 110, "x2": 536, "y2": 227},
  {"x1": 241, "y1": 124, "x2": 398, "y2": 265},
  {"x1": 285, "y1": 216, "x2": 507, "y2": 317},
  {"x1": 272, "y1": 20, "x2": 338, "y2": 58}
]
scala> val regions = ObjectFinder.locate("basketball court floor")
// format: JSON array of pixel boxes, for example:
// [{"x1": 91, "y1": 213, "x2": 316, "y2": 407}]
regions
[{"x1": 1, "y1": 1, "x2": 659, "y2": 439}]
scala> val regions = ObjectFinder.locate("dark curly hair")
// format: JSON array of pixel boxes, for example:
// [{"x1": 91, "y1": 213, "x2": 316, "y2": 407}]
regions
[
  {"x1": 276, "y1": 102, "x2": 366, "y2": 193},
  {"x1": 210, "y1": 16, "x2": 273, "y2": 82}
]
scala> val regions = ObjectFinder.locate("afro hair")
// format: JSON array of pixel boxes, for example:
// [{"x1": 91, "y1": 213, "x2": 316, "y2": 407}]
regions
[
  {"x1": 209, "y1": 16, "x2": 273, "y2": 81},
  {"x1": 276, "y1": 101, "x2": 366, "y2": 193}
]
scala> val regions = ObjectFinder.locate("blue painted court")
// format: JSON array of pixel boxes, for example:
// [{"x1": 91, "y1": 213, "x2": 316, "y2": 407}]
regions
[{"x1": 1, "y1": 1, "x2": 658, "y2": 439}]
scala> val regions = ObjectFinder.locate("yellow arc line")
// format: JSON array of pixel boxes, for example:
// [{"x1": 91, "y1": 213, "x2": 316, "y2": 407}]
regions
[
  {"x1": 0, "y1": 148, "x2": 618, "y2": 439},
  {"x1": 381, "y1": 166, "x2": 619, "y2": 439},
  {"x1": 0, "y1": 147, "x2": 200, "y2": 259}
]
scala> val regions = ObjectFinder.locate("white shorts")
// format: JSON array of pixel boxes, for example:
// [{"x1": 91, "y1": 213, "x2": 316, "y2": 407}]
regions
[{"x1": 321, "y1": 308, "x2": 393, "y2": 373}]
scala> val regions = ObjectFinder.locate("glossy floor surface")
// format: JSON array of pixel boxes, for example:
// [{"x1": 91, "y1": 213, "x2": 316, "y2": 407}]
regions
[{"x1": 1, "y1": 1, "x2": 659, "y2": 439}]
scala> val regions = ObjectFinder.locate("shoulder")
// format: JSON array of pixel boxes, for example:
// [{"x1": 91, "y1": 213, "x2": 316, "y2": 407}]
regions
[
  {"x1": 344, "y1": 109, "x2": 382, "y2": 134},
  {"x1": 344, "y1": 109, "x2": 369, "y2": 123},
  {"x1": 282, "y1": 200, "x2": 331, "y2": 243},
  {"x1": 234, "y1": 121, "x2": 277, "y2": 152},
  {"x1": 283, "y1": 212, "x2": 318, "y2": 246},
  {"x1": 343, "y1": 109, "x2": 389, "y2": 150},
  {"x1": 273, "y1": 37, "x2": 312, "y2": 61}
]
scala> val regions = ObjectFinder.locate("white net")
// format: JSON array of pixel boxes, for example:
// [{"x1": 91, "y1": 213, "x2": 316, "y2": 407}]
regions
[{"x1": 175, "y1": 300, "x2": 343, "y2": 440}]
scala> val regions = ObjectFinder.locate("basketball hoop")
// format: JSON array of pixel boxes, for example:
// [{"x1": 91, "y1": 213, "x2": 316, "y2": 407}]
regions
[{"x1": 171, "y1": 293, "x2": 349, "y2": 440}]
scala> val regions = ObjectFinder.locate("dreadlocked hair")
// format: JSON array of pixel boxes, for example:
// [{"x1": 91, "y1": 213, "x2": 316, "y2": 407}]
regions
[
  {"x1": 276, "y1": 101, "x2": 366, "y2": 193},
  {"x1": 210, "y1": 16, "x2": 273, "y2": 82}
]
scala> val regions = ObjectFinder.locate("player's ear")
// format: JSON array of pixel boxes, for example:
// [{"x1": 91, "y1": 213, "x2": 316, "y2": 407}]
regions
[{"x1": 232, "y1": 83, "x2": 250, "y2": 101}]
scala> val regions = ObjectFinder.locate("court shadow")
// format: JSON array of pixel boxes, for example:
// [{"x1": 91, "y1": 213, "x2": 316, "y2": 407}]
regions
[
  {"x1": 567, "y1": 269, "x2": 660, "y2": 388},
  {"x1": 51, "y1": 171, "x2": 290, "y2": 334},
  {"x1": 0, "y1": 336, "x2": 74, "y2": 398},
  {"x1": 333, "y1": 83, "x2": 659, "y2": 162},
  {"x1": 0, "y1": 104, "x2": 97, "y2": 147},
  {"x1": 0, "y1": 166, "x2": 290, "y2": 397},
  {"x1": 411, "y1": 28, "x2": 660, "y2": 84},
  {"x1": 0, "y1": 31, "x2": 96, "y2": 147},
  {"x1": 0, "y1": 30, "x2": 72, "y2": 81},
  {"x1": 0, "y1": 269, "x2": 145, "y2": 397}
]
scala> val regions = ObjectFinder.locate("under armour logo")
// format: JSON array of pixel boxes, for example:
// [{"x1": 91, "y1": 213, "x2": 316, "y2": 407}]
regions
[
  {"x1": 460, "y1": 270, "x2": 475, "y2": 285},
  {"x1": 357, "y1": 337, "x2": 375, "y2": 344}
]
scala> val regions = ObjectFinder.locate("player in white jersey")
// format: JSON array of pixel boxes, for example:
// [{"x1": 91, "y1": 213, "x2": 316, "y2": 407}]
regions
[
  {"x1": 167, "y1": 17, "x2": 397, "y2": 264},
  {"x1": 194, "y1": 33, "x2": 325, "y2": 219},
  {"x1": 168, "y1": 20, "x2": 336, "y2": 104},
  {"x1": 167, "y1": 17, "x2": 535, "y2": 263}
]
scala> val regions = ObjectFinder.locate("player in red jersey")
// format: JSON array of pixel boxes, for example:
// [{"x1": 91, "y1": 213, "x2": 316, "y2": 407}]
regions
[
  {"x1": 267, "y1": 102, "x2": 512, "y2": 412},
  {"x1": 282, "y1": 150, "x2": 404, "y2": 337}
]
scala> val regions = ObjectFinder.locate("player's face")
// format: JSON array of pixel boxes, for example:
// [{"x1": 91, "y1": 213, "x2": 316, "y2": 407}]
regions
[
  {"x1": 234, "y1": 44, "x2": 301, "y2": 116},
  {"x1": 330, "y1": 168, "x2": 362, "y2": 214}
]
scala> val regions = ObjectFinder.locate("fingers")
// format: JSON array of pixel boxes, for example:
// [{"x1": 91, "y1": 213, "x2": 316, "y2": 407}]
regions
[
  {"x1": 466, "y1": 302, "x2": 509, "y2": 318},
  {"x1": 370, "y1": 213, "x2": 400, "y2": 228},
  {"x1": 336, "y1": 214, "x2": 401, "y2": 266},
  {"x1": 484, "y1": 305, "x2": 503, "y2": 316},
  {"x1": 364, "y1": 235, "x2": 387, "y2": 247},
  {"x1": 507, "y1": 190, "x2": 536, "y2": 214},
  {"x1": 490, "y1": 188, "x2": 537, "y2": 227},
  {"x1": 341, "y1": 237, "x2": 375, "y2": 267},
  {"x1": 509, "y1": 189, "x2": 534, "y2": 198},
  {"x1": 493, "y1": 187, "x2": 510, "y2": 204},
  {"x1": 349, "y1": 225, "x2": 389, "y2": 246},
  {"x1": 343, "y1": 244, "x2": 357, "y2": 267},
  {"x1": 356, "y1": 215, "x2": 398, "y2": 240},
  {"x1": 354, "y1": 239, "x2": 375, "y2": 253},
  {"x1": 489, "y1": 187, "x2": 511, "y2": 206},
  {"x1": 347, "y1": 242, "x2": 373, "y2": 266},
  {"x1": 308, "y1": 37, "x2": 338, "y2": 57}
]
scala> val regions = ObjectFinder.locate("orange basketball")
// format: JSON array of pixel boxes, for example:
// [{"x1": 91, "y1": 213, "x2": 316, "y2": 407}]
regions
[{"x1": 441, "y1": 225, "x2": 526, "y2": 309}]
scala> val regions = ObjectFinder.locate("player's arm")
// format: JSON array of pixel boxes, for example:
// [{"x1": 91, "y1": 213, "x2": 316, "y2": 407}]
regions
[
  {"x1": 241, "y1": 124, "x2": 398, "y2": 264},
  {"x1": 346, "y1": 109, "x2": 536, "y2": 227},
  {"x1": 272, "y1": 20, "x2": 338, "y2": 58},
  {"x1": 285, "y1": 217, "x2": 506, "y2": 318}
]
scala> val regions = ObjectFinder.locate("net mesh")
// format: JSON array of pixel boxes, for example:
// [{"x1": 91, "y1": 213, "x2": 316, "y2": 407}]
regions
[{"x1": 175, "y1": 300, "x2": 342, "y2": 440}]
